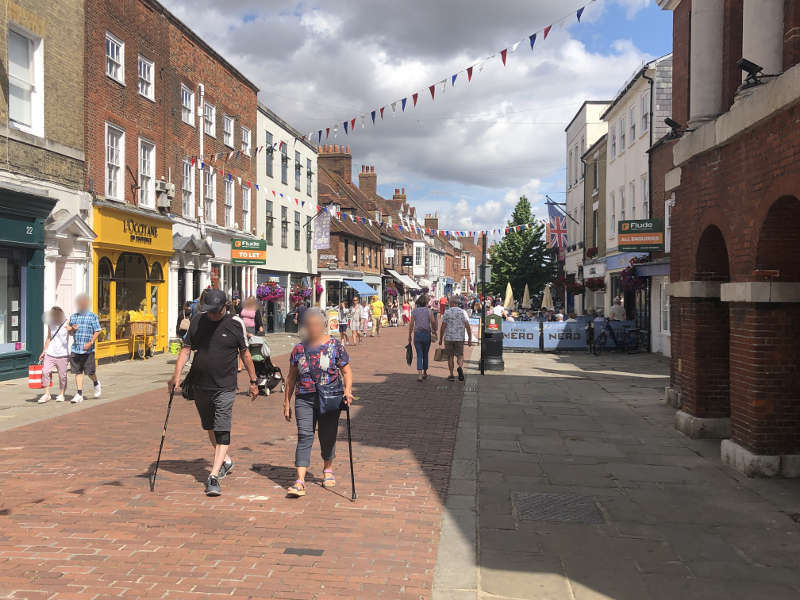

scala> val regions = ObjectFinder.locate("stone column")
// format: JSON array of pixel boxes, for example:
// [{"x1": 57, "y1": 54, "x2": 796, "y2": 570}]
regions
[
  {"x1": 689, "y1": 0, "x2": 725, "y2": 125},
  {"x1": 184, "y1": 266, "x2": 194, "y2": 301},
  {"x1": 168, "y1": 259, "x2": 180, "y2": 340},
  {"x1": 742, "y1": 0, "x2": 784, "y2": 78}
]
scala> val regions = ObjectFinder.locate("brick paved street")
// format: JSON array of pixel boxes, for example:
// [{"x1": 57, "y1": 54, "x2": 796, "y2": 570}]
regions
[{"x1": 0, "y1": 326, "x2": 467, "y2": 600}]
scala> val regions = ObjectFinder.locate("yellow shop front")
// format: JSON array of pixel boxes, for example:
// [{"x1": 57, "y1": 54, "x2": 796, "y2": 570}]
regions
[{"x1": 92, "y1": 203, "x2": 173, "y2": 360}]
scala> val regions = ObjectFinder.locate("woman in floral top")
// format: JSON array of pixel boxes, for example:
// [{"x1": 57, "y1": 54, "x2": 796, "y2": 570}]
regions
[{"x1": 284, "y1": 308, "x2": 353, "y2": 497}]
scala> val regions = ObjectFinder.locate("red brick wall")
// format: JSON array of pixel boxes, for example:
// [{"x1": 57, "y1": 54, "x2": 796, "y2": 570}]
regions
[
  {"x1": 649, "y1": 138, "x2": 676, "y2": 262},
  {"x1": 86, "y1": 0, "x2": 257, "y2": 229},
  {"x1": 329, "y1": 233, "x2": 382, "y2": 275}
]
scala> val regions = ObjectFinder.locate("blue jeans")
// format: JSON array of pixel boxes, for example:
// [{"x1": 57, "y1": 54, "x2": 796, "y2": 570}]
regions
[
  {"x1": 294, "y1": 393, "x2": 341, "y2": 468},
  {"x1": 413, "y1": 330, "x2": 431, "y2": 371}
]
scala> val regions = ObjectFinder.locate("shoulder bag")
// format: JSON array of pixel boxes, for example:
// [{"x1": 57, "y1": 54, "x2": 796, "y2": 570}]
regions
[{"x1": 302, "y1": 343, "x2": 344, "y2": 415}]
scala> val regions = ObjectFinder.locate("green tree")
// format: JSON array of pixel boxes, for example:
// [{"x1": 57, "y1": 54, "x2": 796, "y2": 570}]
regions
[{"x1": 486, "y1": 196, "x2": 555, "y2": 301}]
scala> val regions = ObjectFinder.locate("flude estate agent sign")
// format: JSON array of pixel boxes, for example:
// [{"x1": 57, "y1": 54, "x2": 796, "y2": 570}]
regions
[{"x1": 617, "y1": 219, "x2": 664, "y2": 252}]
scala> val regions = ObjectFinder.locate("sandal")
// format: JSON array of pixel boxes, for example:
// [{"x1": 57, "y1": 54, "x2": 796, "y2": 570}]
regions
[
  {"x1": 287, "y1": 480, "x2": 306, "y2": 497},
  {"x1": 322, "y1": 470, "x2": 336, "y2": 488}
]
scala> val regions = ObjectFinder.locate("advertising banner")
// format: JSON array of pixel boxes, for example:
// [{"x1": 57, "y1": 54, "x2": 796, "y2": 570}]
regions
[
  {"x1": 313, "y1": 211, "x2": 331, "y2": 250},
  {"x1": 618, "y1": 219, "x2": 664, "y2": 252},
  {"x1": 327, "y1": 309, "x2": 340, "y2": 333},
  {"x1": 231, "y1": 238, "x2": 267, "y2": 265},
  {"x1": 468, "y1": 317, "x2": 481, "y2": 342},
  {"x1": 501, "y1": 321, "x2": 540, "y2": 349},
  {"x1": 542, "y1": 322, "x2": 586, "y2": 350}
]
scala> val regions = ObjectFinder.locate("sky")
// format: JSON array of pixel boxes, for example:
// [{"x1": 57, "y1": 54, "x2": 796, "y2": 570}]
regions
[{"x1": 161, "y1": 0, "x2": 672, "y2": 232}]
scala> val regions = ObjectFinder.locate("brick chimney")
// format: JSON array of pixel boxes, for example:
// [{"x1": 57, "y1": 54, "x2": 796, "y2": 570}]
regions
[
  {"x1": 317, "y1": 144, "x2": 353, "y2": 183},
  {"x1": 392, "y1": 186, "x2": 406, "y2": 201},
  {"x1": 424, "y1": 213, "x2": 439, "y2": 231},
  {"x1": 358, "y1": 165, "x2": 377, "y2": 195}
]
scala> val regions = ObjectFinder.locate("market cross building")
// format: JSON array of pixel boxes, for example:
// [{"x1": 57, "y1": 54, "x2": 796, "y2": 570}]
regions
[{"x1": 658, "y1": 0, "x2": 800, "y2": 476}]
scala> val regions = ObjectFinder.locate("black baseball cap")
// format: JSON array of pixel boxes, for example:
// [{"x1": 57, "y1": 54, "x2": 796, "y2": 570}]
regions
[{"x1": 199, "y1": 289, "x2": 227, "y2": 313}]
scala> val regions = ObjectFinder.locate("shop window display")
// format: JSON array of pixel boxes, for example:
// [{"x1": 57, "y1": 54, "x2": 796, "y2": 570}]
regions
[
  {"x1": 97, "y1": 257, "x2": 114, "y2": 340},
  {"x1": 115, "y1": 253, "x2": 149, "y2": 340},
  {"x1": 0, "y1": 254, "x2": 24, "y2": 353}
]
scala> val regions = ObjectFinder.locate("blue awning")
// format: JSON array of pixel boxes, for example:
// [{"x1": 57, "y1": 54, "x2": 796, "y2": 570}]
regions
[{"x1": 343, "y1": 279, "x2": 377, "y2": 297}]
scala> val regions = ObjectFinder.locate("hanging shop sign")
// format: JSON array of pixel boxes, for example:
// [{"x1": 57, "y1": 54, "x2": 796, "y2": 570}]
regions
[
  {"x1": 618, "y1": 219, "x2": 664, "y2": 252},
  {"x1": 401, "y1": 255, "x2": 413, "y2": 267},
  {"x1": 231, "y1": 238, "x2": 267, "y2": 265}
]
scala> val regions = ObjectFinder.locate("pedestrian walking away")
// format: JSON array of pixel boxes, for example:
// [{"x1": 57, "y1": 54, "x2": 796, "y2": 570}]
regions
[
  {"x1": 408, "y1": 294, "x2": 436, "y2": 382},
  {"x1": 370, "y1": 295, "x2": 384, "y2": 337},
  {"x1": 37, "y1": 306, "x2": 70, "y2": 403},
  {"x1": 176, "y1": 301, "x2": 192, "y2": 338},
  {"x1": 283, "y1": 308, "x2": 354, "y2": 498},
  {"x1": 439, "y1": 295, "x2": 473, "y2": 382},
  {"x1": 67, "y1": 294, "x2": 102, "y2": 404},
  {"x1": 338, "y1": 301, "x2": 351, "y2": 345},
  {"x1": 350, "y1": 297, "x2": 363, "y2": 345},
  {"x1": 168, "y1": 289, "x2": 259, "y2": 497}
]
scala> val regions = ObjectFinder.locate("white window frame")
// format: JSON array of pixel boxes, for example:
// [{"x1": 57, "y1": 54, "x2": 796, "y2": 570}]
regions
[
  {"x1": 630, "y1": 182, "x2": 636, "y2": 219},
  {"x1": 204, "y1": 169, "x2": 216, "y2": 224},
  {"x1": 204, "y1": 102, "x2": 216, "y2": 137},
  {"x1": 568, "y1": 149, "x2": 573, "y2": 186},
  {"x1": 241, "y1": 126, "x2": 250, "y2": 154},
  {"x1": 137, "y1": 55, "x2": 154, "y2": 100},
  {"x1": 665, "y1": 193, "x2": 674, "y2": 253},
  {"x1": 609, "y1": 190, "x2": 616, "y2": 236},
  {"x1": 579, "y1": 137, "x2": 585, "y2": 178},
  {"x1": 610, "y1": 124, "x2": 616, "y2": 159},
  {"x1": 105, "y1": 123, "x2": 124, "y2": 202},
  {"x1": 105, "y1": 31, "x2": 124, "y2": 84},
  {"x1": 620, "y1": 115, "x2": 626, "y2": 152},
  {"x1": 619, "y1": 187, "x2": 626, "y2": 222},
  {"x1": 8, "y1": 24, "x2": 44, "y2": 137},
  {"x1": 641, "y1": 92, "x2": 650, "y2": 133},
  {"x1": 641, "y1": 174, "x2": 649, "y2": 219},
  {"x1": 224, "y1": 178, "x2": 234, "y2": 228},
  {"x1": 182, "y1": 159, "x2": 194, "y2": 218},
  {"x1": 242, "y1": 186, "x2": 250, "y2": 231},
  {"x1": 660, "y1": 281, "x2": 670, "y2": 333},
  {"x1": 181, "y1": 84, "x2": 194, "y2": 125},
  {"x1": 223, "y1": 114, "x2": 234, "y2": 147},
  {"x1": 138, "y1": 138, "x2": 155, "y2": 209},
  {"x1": 629, "y1": 106, "x2": 636, "y2": 142}
]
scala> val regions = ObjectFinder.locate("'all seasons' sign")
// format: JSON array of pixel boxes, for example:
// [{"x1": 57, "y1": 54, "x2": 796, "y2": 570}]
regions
[
  {"x1": 231, "y1": 238, "x2": 267, "y2": 265},
  {"x1": 124, "y1": 219, "x2": 158, "y2": 244},
  {"x1": 618, "y1": 219, "x2": 664, "y2": 252}
]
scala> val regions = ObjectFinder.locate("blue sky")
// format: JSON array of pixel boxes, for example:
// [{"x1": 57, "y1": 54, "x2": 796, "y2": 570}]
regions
[{"x1": 165, "y1": 0, "x2": 674, "y2": 232}]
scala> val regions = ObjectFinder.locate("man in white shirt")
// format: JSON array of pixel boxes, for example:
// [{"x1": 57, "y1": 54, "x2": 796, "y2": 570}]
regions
[
  {"x1": 609, "y1": 297, "x2": 626, "y2": 321},
  {"x1": 439, "y1": 296, "x2": 473, "y2": 382}
]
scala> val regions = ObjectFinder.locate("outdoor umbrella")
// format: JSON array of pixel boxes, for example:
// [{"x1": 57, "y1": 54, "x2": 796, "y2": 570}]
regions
[
  {"x1": 541, "y1": 284, "x2": 554, "y2": 311},
  {"x1": 503, "y1": 282, "x2": 514, "y2": 309},
  {"x1": 522, "y1": 283, "x2": 531, "y2": 309}
]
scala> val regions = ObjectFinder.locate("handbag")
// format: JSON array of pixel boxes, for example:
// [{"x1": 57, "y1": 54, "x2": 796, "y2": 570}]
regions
[
  {"x1": 303, "y1": 344, "x2": 344, "y2": 415},
  {"x1": 405, "y1": 343, "x2": 413, "y2": 366},
  {"x1": 179, "y1": 316, "x2": 191, "y2": 332},
  {"x1": 434, "y1": 347, "x2": 447, "y2": 362}
]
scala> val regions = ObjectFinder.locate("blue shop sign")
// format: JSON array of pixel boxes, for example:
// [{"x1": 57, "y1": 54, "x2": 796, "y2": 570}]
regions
[{"x1": 605, "y1": 252, "x2": 648, "y2": 271}]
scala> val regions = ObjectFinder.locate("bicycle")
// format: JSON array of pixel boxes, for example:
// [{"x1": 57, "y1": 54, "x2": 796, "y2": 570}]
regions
[{"x1": 590, "y1": 318, "x2": 645, "y2": 355}]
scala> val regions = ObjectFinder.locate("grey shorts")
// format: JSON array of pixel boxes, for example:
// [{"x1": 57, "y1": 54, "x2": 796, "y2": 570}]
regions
[
  {"x1": 69, "y1": 352, "x2": 96, "y2": 375},
  {"x1": 194, "y1": 388, "x2": 235, "y2": 431},
  {"x1": 445, "y1": 340, "x2": 464, "y2": 357}
]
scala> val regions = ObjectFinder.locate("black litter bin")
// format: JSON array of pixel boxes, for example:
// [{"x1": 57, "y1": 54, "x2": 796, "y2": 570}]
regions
[{"x1": 484, "y1": 314, "x2": 505, "y2": 370}]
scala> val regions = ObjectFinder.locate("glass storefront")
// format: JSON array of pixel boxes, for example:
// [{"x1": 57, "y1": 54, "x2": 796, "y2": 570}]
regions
[{"x1": 0, "y1": 251, "x2": 25, "y2": 354}]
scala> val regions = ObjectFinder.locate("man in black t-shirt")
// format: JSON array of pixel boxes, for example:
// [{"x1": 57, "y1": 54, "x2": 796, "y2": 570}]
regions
[{"x1": 168, "y1": 289, "x2": 259, "y2": 497}]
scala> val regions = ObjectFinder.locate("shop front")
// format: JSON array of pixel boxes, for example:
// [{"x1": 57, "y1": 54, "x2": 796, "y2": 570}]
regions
[
  {"x1": 92, "y1": 202, "x2": 173, "y2": 360},
  {"x1": 0, "y1": 188, "x2": 57, "y2": 380}
]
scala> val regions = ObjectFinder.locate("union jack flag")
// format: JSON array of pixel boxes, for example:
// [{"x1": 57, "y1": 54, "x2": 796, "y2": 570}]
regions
[{"x1": 546, "y1": 202, "x2": 568, "y2": 249}]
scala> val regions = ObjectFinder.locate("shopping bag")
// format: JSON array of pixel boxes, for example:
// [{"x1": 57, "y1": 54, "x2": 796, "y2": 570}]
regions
[
  {"x1": 405, "y1": 344, "x2": 413, "y2": 366},
  {"x1": 28, "y1": 363, "x2": 51, "y2": 389},
  {"x1": 434, "y1": 347, "x2": 447, "y2": 362}
]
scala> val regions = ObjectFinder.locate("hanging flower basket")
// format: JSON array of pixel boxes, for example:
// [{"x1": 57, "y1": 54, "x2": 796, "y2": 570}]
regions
[
  {"x1": 290, "y1": 284, "x2": 313, "y2": 305},
  {"x1": 620, "y1": 266, "x2": 646, "y2": 292},
  {"x1": 256, "y1": 281, "x2": 284, "y2": 302},
  {"x1": 315, "y1": 282, "x2": 323, "y2": 298},
  {"x1": 586, "y1": 247, "x2": 598, "y2": 258},
  {"x1": 386, "y1": 287, "x2": 398, "y2": 297},
  {"x1": 584, "y1": 277, "x2": 606, "y2": 291}
]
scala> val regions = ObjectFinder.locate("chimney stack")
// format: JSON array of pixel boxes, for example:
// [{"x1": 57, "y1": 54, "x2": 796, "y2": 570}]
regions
[
  {"x1": 318, "y1": 144, "x2": 353, "y2": 183},
  {"x1": 424, "y1": 215, "x2": 439, "y2": 231},
  {"x1": 359, "y1": 164, "x2": 377, "y2": 195},
  {"x1": 393, "y1": 187, "x2": 406, "y2": 201}
]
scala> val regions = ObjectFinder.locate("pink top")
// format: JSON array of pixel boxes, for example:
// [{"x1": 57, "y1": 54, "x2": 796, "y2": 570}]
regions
[{"x1": 240, "y1": 308, "x2": 256, "y2": 329}]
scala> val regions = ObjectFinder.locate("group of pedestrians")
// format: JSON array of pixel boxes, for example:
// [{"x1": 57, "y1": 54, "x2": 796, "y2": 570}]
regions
[
  {"x1": 337, "y1": 295, "x2": 386, "y2": 346},
  {"x1": 408, "y1": 294, "x2": 472, "y2": 382},
  {"x1": 37, "y1": 294, "x2": 102, "y2": 404}
]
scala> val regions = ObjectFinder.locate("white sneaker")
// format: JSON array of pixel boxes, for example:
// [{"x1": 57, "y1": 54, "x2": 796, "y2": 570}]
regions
[
  {"x1": 55, "y1": 394, "x2": 66, "y2": 402},
  {"x1": 71, "y1": 393, "x2": 83, "y2": 404},
  {"x1": 93, "y1": 382, "x2": 102, "y2": 398},
  {"x1": 37, "y1": 393, "x2": 50, "y2": 404}
]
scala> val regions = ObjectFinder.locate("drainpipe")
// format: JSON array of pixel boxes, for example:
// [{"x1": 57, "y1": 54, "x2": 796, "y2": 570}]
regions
[
  {"x1": 641, "y1": 68, "x2": 655, "y2": 343},
  {"x1": 198, "y1": 83, "x2": 205, "y2": 236}
]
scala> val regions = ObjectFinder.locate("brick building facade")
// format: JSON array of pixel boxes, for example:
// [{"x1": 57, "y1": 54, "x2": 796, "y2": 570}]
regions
[
  {"x1": 86, "y1": 0, "x2": 258, "y2": 359},
  {"x1": 0, "y1": 0, "x2": 89, "y2": 379},
  {"x1": 659, "y1": 0, "x2": 800, "y2": 475}
]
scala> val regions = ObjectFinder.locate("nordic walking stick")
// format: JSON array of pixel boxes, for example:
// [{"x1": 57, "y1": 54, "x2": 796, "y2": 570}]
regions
[
  {"x1": 345, "y1": 404, "x2": 357, "y2": 501},
  {"x1": 150, "y1": 388, "x2": 176, "y2": 492}
]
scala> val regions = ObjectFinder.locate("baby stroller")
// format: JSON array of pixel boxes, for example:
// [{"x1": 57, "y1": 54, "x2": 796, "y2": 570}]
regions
[{"x1": 248, "y1": 335, "x2": 284, "y2": 396}]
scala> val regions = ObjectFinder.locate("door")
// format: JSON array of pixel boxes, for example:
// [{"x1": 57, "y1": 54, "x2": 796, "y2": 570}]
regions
[{"x1": 55, "y1": 260, "x2": 74, "y2": 317}]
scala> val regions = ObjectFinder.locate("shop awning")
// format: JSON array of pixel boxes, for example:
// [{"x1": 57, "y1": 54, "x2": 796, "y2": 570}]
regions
[
  {"x1": 343, "y1": 279, "x2": 377, "y2": 297},
  {"x1": 386, "y1": 269, "x2": 421, "y2": 290}
]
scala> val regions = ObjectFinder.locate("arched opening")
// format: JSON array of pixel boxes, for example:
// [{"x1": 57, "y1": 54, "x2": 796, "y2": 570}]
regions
[
  {"x1": 97, "y1": 257, "x2": 114, "y2": 341},
  {"x1": 695, "y1": 225, "x2": 730, "y2": 282},
  {"x1": 756, "y1": 196, "x2": 800, "y2": 281},
  {"x1": 115, "y1": 253, "x2": 149, "y2": 340}
]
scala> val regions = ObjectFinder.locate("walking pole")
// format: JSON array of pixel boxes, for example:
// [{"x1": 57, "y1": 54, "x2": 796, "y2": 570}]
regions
[
  {"x1": 149, "y1": 388, "x2": 176, "y2": 492},
  {"x1": 345, "y1": 404, "x2": 357, "y2": 501}
]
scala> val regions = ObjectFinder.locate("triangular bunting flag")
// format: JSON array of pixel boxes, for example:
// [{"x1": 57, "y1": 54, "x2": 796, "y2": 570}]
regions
[
  {"x1": 350, "y1": 117, "x2": 356, "y2": 130},
  {"x1": 380, "y1": 106, "x2": 385, "y2": 119},
  {"x1": 452, "y1": 73, "x2": 458, "y2": 86},
  {"x1": 412, "y1": 92, "x2": 419, "y2": 107},
  {"x1": 318, "y1": 130, "x2": 322, "y2": 143},
  {"x1": 467, "y1": 66, "x2": 473, "y2": 82},
  {"x1": 326, "y1": 127, "x2": 330, "y2": 139},
  {"x1": 529, "y1": 33, "x2": 537, "y2": 49},
  {"x1": 391, "y1": 101, "x2": 398, "y2": 113},
  {"x1": 577, "y1": 7, "x2": 584, "y2": 22},
  {"x1": 501, "y1": 49, "x2": 507, "y2": 65},
  {"x1": 343, "y1": 121, "x2": 349, "y2": 134},
  {"x1": 371, "y1": 110, "x2": 376, "y2": 124},
  {"x1": 429, "y1": 85, "x2": 435, "y2": 100},
  {"x1": 401, "y1": 98, "x2": 407, "y2": 111},
  {"x1": 544, "y1": 25, "x2": 552, "y2": 39},
  {"x1": 510, "y1": 41, "x2": 520, "y2": 53}
]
